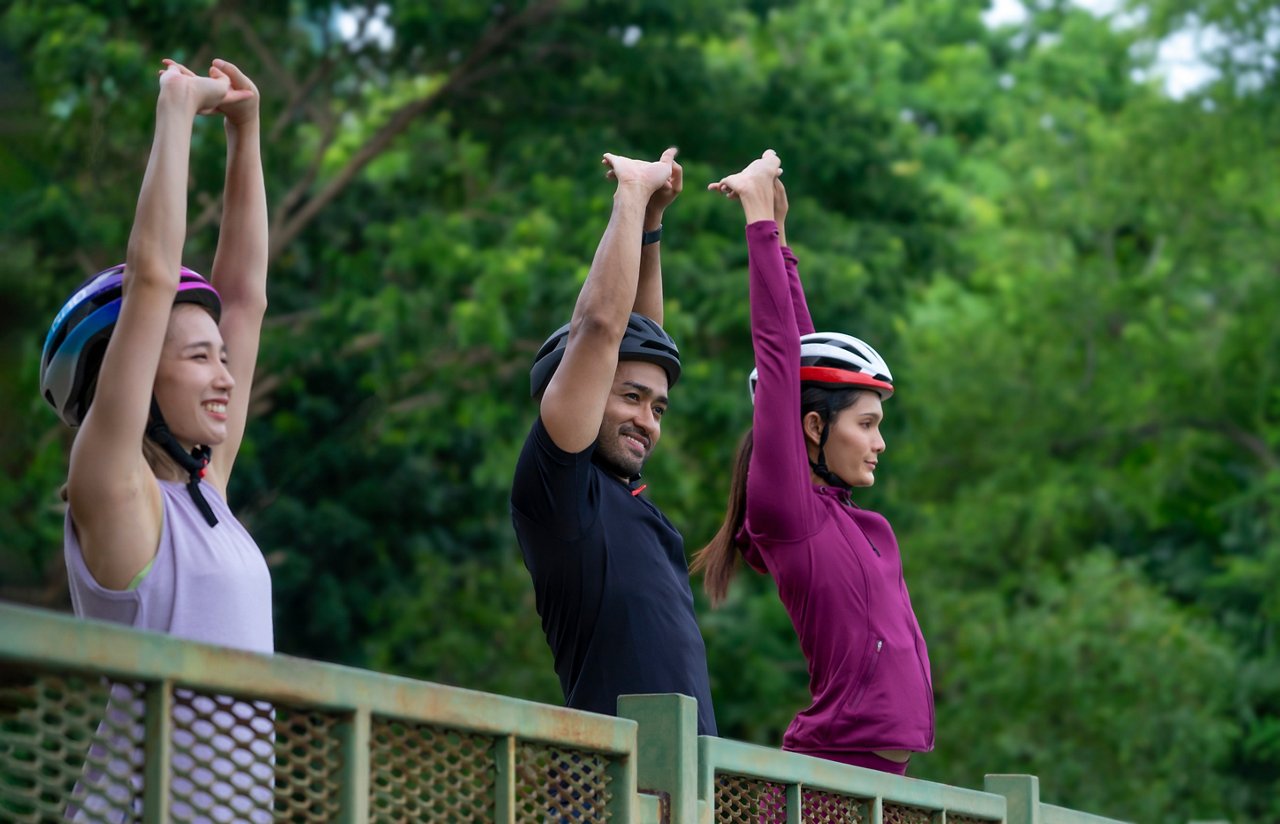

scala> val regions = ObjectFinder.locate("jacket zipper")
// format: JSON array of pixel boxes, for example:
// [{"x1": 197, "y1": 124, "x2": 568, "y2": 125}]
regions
[{"x1": 850, "y1": 514, "x2": 881, "y2": 556}]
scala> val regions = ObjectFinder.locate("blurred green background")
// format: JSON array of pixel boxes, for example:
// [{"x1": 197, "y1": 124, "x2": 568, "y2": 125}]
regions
[{"x1": 2, "y1": 1, "x2": 1277, "y2": 819}]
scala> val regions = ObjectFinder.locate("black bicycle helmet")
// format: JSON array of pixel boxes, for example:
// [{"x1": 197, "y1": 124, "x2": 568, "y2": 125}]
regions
[{"x1": 530, "y1": 313, "x2": 681, "y2": 397}]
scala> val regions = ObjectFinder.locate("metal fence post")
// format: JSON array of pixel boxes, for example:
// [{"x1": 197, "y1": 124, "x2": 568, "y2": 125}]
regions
[
  {"x1": 338, "y1": 706, "x2": 370, "y2": 823},
  {"x1": 617, "y1": 693, "x2": 699, "y2": 824},
  {"x1": 985, "y1": 774, "x2": 1041, "y2": 824},
  {"x1": 142, "y1": 680, "x2": 173, "y2": 824},
  {"x1": 494, "y1": 734, "x2": 516, "y2": 824},
  {"x1": 786, "y1": 782, "x2": 802, "y2": 824}
]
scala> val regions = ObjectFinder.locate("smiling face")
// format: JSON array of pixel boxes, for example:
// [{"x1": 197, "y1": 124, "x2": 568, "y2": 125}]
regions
[
  {"x1": 152, "y1": 304, "x2": 234, "y2": 450},
  {"x1": 804, "y1": 390, "x2": 885, "y2": 487},
  {"x1": 593, "y1": 360, "x2": 669, "y2": 480}
]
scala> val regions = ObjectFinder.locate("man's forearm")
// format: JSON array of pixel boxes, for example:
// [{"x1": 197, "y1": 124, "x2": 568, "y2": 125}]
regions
[{"x1": 570, "y1": 184, "x2": 651, "y2": 333}]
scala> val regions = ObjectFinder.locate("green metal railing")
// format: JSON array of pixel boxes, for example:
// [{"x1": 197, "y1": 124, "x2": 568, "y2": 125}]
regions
[
  {"x1": 0, "y1": 604, "x2": 635, "y2": 822},
  {"x1": 0, "y1": 603, "x2": 1128, "y2": 823},
  {"x1": 620, "y1": 693, "x2": 1012, "y2": 824},
  {"x1": 701, "y1": 736, "x2": 1004, "y2": 823}
]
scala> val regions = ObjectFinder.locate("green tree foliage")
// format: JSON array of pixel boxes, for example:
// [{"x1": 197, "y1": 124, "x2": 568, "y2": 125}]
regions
[
  {"x1": 2, "y1": 0, "x2": 1275, "y2": 818},
  {"x1": 928, "y1": 553, "x2": 1239, "y2": 821},
  {"x1": 889, "y1": 6, "x2": 1280, "y2": 813}
]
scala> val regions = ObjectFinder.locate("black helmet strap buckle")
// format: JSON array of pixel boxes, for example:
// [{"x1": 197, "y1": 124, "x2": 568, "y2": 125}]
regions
[{"x1": 146, "y1": 398, "x2": 219, "y2": 527}]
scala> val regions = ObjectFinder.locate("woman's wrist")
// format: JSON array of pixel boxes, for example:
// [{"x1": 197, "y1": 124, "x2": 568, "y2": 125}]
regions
[
  {"x1": 739, "y1": 191, "x2": 774, "y2": 224},
  {"x1": 224, "y1": 116, "x2": 261, "y2": 140},
  {"x1": 156, "y1": 84, "x2": 202, "y2": 118}
]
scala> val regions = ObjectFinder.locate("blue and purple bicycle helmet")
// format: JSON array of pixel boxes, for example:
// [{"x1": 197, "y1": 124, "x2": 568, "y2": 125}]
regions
[{"x1": 40, "y1": 264, "x2": 222, "y2": 427}]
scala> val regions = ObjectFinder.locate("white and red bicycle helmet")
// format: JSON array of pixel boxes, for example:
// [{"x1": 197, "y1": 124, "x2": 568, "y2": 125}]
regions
[{"x1": 749, "y1": 331, "x2": 893, "y2": 403}]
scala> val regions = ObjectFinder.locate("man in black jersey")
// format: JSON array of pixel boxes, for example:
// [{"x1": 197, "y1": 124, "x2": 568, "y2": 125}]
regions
[{"x1": 510, "y1": 148, "x2": 717, "y2": 735}]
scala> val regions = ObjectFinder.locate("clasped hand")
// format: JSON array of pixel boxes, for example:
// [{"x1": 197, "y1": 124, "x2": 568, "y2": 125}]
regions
[{"x1": 158, "y1": 58, "x2": 260, "y2": 127}]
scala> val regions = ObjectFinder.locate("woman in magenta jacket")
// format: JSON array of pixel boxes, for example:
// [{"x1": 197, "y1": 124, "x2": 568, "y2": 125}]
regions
[{"x1": 695, "y1": 151, "x2": 933, "y2": 775}]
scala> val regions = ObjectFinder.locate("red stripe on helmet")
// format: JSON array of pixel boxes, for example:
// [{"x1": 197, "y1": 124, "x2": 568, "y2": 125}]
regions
[{"x1": 799, "y1": 366, "x2": 893, "y2": 394}]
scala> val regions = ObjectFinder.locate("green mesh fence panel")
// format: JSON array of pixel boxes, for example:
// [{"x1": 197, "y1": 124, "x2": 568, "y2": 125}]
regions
[
  {"x1": 802, "y1": 787, "x2": 870, "y2": 823},
  {"x1": 884, "y1": 802, "x2": 937, "y2": 824},
  {"x1": 0, "y1": 671, "x2": 147, "y2": 823},
  {"x1": 515, "y1": 742, "x2": 613, "y2": 823},
  {"x1": 369, "y1": 715, "x2": 496, "y2": 822},
  {"x1": 1, "y1": 610, "x2": 1026, "y2": 824},
  {"x1": 714, "y1": 773, "x2": 788, "y2": 824},
  {"x1": 163, "y1": 689, "x2": 276, "y2": 822},
  {"x1": 273, "y1": 706, "x2": 344, "y2": 821}
]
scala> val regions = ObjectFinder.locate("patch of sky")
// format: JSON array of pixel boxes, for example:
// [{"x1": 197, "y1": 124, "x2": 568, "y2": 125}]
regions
[{"x1": 982, "y1": 0, "x2": 1224, "y2": 98}]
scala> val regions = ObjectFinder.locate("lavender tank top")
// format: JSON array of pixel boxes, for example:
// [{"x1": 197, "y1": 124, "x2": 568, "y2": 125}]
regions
[
  {"x1": 65, "y1": 479, "x2": 273, "y2": 652},
  {"x1": 63, "y1": 479, "x2": 274, "y2": 822}
]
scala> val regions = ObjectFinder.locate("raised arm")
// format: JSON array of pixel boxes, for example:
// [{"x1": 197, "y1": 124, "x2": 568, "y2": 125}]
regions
[
  {"x1": 634, "y1": 148, "x2": 682, "y2": 324},
  {"x1": 775, "y1": 179, "x2": 815, "y2": 336},
  {"x1": 68, "y1": 60, "x2": 230, "y2": 589},
  {"x1": 709, "y1": 151, "x2": 817, "y2": 541},
  {"x1": 205, "y1": 58, "x2": 268, "y2": 490},
  {"x1": 540, "y1": 150, "x2": 675, "y2": 454}
]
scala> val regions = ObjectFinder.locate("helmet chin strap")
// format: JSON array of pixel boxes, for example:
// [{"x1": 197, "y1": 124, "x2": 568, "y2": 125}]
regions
[
  {"x1": 146, "y1": 398, "x2": 219, "y2": 527},
  {"x1": 809, "y1": 407, "x2": 851, "y2": 490}
]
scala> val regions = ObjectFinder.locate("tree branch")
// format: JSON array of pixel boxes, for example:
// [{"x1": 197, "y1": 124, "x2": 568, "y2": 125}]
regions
[
  {"x1": 1050, "y1": 418, "x2": 1278, "y2": 471},
  {"x1": 227, "y1": 9, "x2": 301, "y2": 102},
  {"x1": 267, "y1": 0, "x2": 562, "y2": 260},
  {"x1": 270, "y1": 54, "x2": 340, "y2": 143},
  {"x1": 273, "y1": 111, "x2": 343, "y2": 237},
  {"x1": 1204, "y1": 419, "x2": 1280, "y2": 471}
]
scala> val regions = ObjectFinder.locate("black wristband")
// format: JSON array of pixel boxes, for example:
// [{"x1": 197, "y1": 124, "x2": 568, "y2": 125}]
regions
[{"x1": 642, "y1": 225, "x2": 663, "y2": 246}]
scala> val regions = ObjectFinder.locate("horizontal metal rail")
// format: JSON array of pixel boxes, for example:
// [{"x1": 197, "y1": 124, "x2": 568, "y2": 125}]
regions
[
  {"x1": 0, "y1": 603, "x2": 1134, "y2": 824},
  {"x1": 1042, "y1": 802, "x2": 1131, "y2": 824},
  {"x1": 0, "y1": 603, "x2": 636, "y2": 823},
  {"x1": 0, "y1": 603, "x2": 631, "y2": 752},
  {"x1": 698, "y1": 735, "x2": 1008, "y2": 823},
  {"x1": 986, "y1": 775, "x2": 1130, "y2": 824}
]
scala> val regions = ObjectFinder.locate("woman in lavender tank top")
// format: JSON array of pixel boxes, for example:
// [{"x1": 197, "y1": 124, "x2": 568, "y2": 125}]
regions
[
  {"x1": 39, "y1": 58, "x2": 273, "y2": 821},
  {"x1": 694, "y1": 152, "x2": 934, "y2": 775}
]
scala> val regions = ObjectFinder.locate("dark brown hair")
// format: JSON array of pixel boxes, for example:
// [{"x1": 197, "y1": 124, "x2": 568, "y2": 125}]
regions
[
  {"x1": 690, "y1": 428, "x2": 754, "y2": 606},
  {"x1": 692, "y1": 385, "x2": 867, "y2": 605}
]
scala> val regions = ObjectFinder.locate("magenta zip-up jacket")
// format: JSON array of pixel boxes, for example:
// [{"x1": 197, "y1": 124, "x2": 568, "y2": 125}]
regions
[{"x1": 742, "y1": 220, "x2": 934, "y2": 759}]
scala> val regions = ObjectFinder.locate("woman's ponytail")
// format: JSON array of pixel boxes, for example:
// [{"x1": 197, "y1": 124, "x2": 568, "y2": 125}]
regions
[{"x1": 691, "y1": 428, "x2": 754, "y2": 606}]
